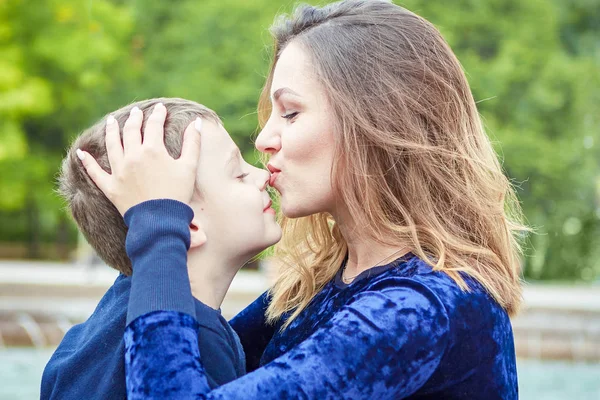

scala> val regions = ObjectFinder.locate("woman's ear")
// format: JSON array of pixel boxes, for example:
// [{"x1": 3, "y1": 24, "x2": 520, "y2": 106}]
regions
[{"x1": 189, "y1": 217, "x2": 207, "y2": 249}]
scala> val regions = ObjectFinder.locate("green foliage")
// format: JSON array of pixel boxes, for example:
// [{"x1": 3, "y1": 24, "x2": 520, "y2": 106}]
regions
[
  {"x1": 122, "y1": 0, "x2": 286, "y2": 162},
  {"x1": 0, "y1": 0, "x2": 133, "y2": 226},
  {"x1": 0, "y1": 0, "x2": 598, "y2": 281}
]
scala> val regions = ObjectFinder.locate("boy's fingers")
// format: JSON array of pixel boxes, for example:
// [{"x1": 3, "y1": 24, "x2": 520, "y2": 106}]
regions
[
  {"x1": 76, "y1": 149, "x2": 110, "y2": 194},
  {"x1": 143, "y1": 102, "x2": 167, "y2": 149},
  {"x1": 180, "y1": 117, "x2": 202, "y2": 165},
  {"x1": 105, "y1": 115, "x2": 123, "y2": 169},
  {"x1": 122, "y1": 106, "x2": 143, "y2": 152}
]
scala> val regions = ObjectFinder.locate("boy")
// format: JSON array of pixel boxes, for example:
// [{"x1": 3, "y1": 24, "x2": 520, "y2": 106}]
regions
[{"x1": 41, "y1": 98, "x2": 281, "y2": 399}]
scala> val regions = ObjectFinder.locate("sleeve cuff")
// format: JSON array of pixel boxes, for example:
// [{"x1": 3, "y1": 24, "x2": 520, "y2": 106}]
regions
[{"x1": 124, "y1": 199, "x2": 196, "y2": 325}]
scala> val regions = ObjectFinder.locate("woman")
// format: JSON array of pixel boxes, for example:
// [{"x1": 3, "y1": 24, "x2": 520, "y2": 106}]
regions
[{"x1": 82, "y1": 0, "x2": 525, "y2": 398}]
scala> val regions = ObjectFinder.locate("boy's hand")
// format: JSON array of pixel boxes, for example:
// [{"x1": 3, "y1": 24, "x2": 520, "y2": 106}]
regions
[{"x1": 77, "y1": 103, "x2": 202, "y2": 216}]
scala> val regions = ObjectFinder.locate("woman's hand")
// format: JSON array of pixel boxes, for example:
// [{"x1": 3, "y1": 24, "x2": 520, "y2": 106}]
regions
[{"x1": 77, "y1": 103, "x2": 202, "y2": 216}]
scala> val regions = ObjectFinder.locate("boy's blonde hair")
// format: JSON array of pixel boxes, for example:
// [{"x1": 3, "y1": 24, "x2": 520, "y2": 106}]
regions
[{"x1": 58, "y1": 98, "x2": 221, "y2": 275}]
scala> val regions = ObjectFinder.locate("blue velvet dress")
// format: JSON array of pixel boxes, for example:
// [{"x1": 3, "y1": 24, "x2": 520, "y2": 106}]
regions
[{"x1": 123, "y1": 200, "x2": 518, "y2": 399}]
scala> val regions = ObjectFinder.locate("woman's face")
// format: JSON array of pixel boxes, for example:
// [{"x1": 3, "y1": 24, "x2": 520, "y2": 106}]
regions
[
  {"x1": 255, "y1": 42, "x2": 337, "y2": 218},
  {"x1": 191, "y1": 120, "x2": 282, "y2": 260}
]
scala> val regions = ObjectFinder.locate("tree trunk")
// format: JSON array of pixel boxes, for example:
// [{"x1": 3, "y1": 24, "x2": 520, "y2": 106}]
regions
[{"x1": 26, "y1": 194, "x2": 41, "y2": 259}]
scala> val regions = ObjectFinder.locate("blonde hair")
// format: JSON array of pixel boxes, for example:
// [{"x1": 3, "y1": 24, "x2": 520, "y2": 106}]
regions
[
  {"x1": 58, "y1": 98, "x2": 221, "y2": 275},
  {"x1": 259, "y1": 0, "x2": 527, "y2": 328}
]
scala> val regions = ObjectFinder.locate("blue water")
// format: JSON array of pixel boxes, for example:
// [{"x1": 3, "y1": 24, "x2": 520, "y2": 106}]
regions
[{"x1": 1, "y1": 348, "x2": 599, "y2": 399}]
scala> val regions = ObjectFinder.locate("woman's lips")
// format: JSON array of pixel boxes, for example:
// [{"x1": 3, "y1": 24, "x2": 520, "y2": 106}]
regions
[
  {"x1": 267, "y1": 164, "x2": 281, "y2": 188},
  {"x1": 269, "y1": 172, "x2": 280, "y2": 187}
]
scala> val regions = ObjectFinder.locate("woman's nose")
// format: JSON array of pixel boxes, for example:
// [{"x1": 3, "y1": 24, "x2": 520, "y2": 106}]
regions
[{"x1": 255, "y1": 120, "x2": 281, "y2": 154}]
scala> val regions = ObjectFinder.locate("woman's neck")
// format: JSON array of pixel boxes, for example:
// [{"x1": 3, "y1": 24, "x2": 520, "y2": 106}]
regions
[{"x1": 334, "y1": 209, "x2": 410, "y2": 280}]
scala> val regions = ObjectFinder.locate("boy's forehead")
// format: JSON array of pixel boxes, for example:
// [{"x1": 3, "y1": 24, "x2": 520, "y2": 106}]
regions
[
  {"x1": 201, "y1": 120, "x2": 228, "y2": 141},
  {"x1": 199, "y1": 120, "x2": 237, "y2": 157}
]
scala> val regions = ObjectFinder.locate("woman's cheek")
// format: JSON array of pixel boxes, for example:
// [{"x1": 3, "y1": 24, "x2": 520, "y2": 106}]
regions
[{"x1": 283, "y1": 124, "x2": 314, "y2": 161}]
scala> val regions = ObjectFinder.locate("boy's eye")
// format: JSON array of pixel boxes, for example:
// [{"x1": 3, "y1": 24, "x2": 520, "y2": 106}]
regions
[
  {"x1": 281, "y1": 111, "x2": 299, "y2": 120},
  {"x1": 237, "y1": 172, "x2": 250, "y2": 180}
]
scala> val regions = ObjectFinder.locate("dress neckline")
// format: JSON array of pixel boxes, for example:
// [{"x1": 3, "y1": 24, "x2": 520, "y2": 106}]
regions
[{"x1": 333, "y1": 252, "x2": 414, "y2": 289}]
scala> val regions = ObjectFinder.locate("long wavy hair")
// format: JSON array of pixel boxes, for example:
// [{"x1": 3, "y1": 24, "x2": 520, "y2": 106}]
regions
[{"x1": 259, "y1": 0, "x2": 527, "y2": 328}]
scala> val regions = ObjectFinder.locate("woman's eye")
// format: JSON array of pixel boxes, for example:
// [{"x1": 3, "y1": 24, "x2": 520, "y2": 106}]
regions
[
  {"x1": 237, "y1": 172, "x2": 250, "y2": 181},
  {"x1": 281, "y1": 111, "x2": 299, "y2": 120}
]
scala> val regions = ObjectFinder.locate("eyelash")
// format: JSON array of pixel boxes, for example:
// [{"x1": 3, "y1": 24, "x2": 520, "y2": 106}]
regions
[
  {"x1": 282, "y1": 111, "x2": 299, "y2": 120},
  {"x1": 237, "y1": 172, "x2": 249, "y2": 181}
]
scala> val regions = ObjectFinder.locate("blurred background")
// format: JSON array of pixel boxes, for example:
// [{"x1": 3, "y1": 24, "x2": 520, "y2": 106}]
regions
[{"x1": 0, "y1": 0, "x2": 599, "y2": 398}]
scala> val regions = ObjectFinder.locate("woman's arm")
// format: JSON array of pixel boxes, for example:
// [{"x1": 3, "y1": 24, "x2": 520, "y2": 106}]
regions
[
  {"x1": 228, "y1": 291, "x2": 279, "y2": 372},
  {"x1": 126, "y1": 284, "x2": 449, "y2": 400},
  {"x1": 124, "y1": 199, "x2": 196, "y2": 326},
  {"x1": 123, "y1": 201, "x2": 450, "y2": 399},
  {"x1": 123, "y1": 199, "x2": 247, "y2": 390}
]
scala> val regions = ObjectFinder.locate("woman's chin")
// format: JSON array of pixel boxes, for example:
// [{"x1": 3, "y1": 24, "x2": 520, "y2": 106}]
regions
[
  {"x1": 280, "y1": 203, "x2": 319, "y2": 219},
  {"x1": 279, "y1": 192, "x2": 333, "y2": 219},
  {"x1": 279, "y1": 201, "x2": 303, "y2": 219}
]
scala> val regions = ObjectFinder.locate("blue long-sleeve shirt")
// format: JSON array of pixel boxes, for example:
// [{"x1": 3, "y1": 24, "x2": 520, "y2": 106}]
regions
[
  {"x1": 41, "y1": 202, "x2": 245, "y2": 400},
  {"x1": 124, "y1": 199, "x2": 518, "y2": 399}
]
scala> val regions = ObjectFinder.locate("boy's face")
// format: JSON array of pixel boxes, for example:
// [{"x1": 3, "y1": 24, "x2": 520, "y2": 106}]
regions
[{"x1": 190, "y1": 120, "x2": 282, "y2": 261}]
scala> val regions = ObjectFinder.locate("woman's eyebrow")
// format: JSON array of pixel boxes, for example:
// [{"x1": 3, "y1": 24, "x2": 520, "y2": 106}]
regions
[{"x1": 271, "y1": 87, "x2": 301, "y2": 102}]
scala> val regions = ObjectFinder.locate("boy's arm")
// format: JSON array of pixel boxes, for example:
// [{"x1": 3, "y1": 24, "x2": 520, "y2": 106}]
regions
[
  {"x1": 42, "y1": 346, "x2": 126, "y2": 400},
  {"x1": 41, "y1": 276, "x2": 130, "y2": 400}
]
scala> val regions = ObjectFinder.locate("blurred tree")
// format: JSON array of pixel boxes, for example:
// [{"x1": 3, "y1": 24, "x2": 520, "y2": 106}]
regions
[
  {"x1": 124, "y1": 0, "x2": 287, "y2": 163},
  {"x1": 0, "y1": 0, "x2": 134, "y2": 257}
]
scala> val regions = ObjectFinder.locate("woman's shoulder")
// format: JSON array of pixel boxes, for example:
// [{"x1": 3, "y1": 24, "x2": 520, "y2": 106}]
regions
[
  {"x1": 354, "y1": 256, "x2": 514, "y2": 363},
  {"x1": 362, "y1": 255, "x2": 510, "y2": 324}
]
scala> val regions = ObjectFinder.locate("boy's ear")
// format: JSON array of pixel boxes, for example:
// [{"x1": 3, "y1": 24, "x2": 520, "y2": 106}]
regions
[{"x1": 189, "y1": 217, "x2": 207, "y2": 249}]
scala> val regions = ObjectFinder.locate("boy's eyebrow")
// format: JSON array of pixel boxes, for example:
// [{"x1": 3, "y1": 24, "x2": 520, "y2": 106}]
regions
[{"x1": 226, "y1": 148, "x2": 241, "y2": 168}]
